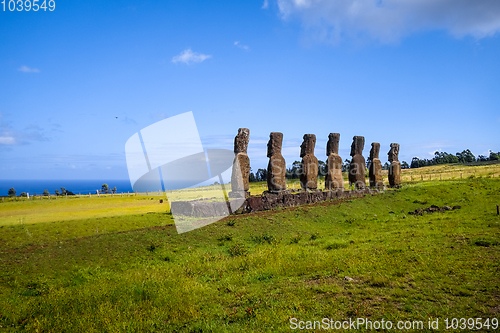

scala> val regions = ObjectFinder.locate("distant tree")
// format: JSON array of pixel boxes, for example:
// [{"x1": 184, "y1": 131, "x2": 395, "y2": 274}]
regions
[
  {"x1": 286, "y1": 161, "x2": 301, "y2": 179},
  {"x1": 112, "y1": 186, "x2": 117, "y2": 193},
  {"x1": 477, "y1": 155, "x2": 488, "y2": 162},
  {"x1": 456, "y1": 149, "x2": 475, "y2": 163},
  {"x1": 318, "y1": 160, "x2": 326, "y2": 177},
  {"x1": 101, "y1": 184, "x2": 109, "y2": 194},
  {"x1": 432, "y1": 151, "x2": 459, "y2": 165},
  {"x1": 60, "y1": 187, "x2": 66, "y2": 195},
  {"x1": 8, "y1": 187, "x2": 16, "y2": 197},
  {"x1": 382, "y1": 162, "x2": 390, "y2": 170},
  {"x1": 20, "y1": 192, "x2": 27, "y2": 197},
  {"x1": 55, "y1": 189, "x2": 60, "y2": 196},
  {"x1": 401, "y1": 161, "x2": 409, "y2": 169},
  {"x1": 249, "y1": 167, "x2": 257, "y2": 182},
  {"x1": 489, "y1": 151, "x2": 499, "y2": 161},
  {"x1": 256, "y1": 169, "x2": 268, "y2": 182},
  {"x1": 342, "y1": 159, "x2": 350, "y2": 172},
  {"x1": 43, "y1": 189, "x2": 50, "y2": 196}
]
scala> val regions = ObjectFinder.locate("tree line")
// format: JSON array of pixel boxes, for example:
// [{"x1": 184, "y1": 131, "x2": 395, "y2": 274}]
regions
[
  {"x1": 6, "y1": 183, "x2": 118, "y2": 197},
  {"x1": 410, "y1": 149, "x2": 499, "y2": 168}
]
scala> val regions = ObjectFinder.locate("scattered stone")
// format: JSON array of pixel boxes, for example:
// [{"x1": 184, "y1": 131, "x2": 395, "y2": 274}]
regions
[
  {"x1": 388, "y1": 143, "x2": 401, "y2": 188},
  {"x1": 369, "y1": 142, "x2": 383, "y2": 189},
  {"x1": 325, "y1": 133, "x2": 344, "y2": 191},
  {"x1": 299, "y1": 134, "x2": 319, "y2": 191},
  {"x1": 267, "y1": 132, "x2": 287, "y2": 193},
  {"x1": 409, "y1": 204, "x2": 458, "y2": 216},
  {"x1": 389, "y1": 211, "x2": 395, "y2": 214},
  {"x1": 229, "y1": 128, "x2": 250, "y2": 198},
  {"x1": 349, "y1": 136, "x2": 366, "y2": 189},
  {"x1": 344, "y1": 276, "x2": 354, "y2": 281},
  {"x1": 453, "y1": 205, "x2": 462, "y2": 210},
  {"x1": 474, "y1": 240, "x2": 490, "y2": 247}
]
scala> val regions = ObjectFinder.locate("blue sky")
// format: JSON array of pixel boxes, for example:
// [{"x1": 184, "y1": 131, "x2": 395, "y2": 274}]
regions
[{"x1": 1, "y1": 0, "x2": 499, "y2": 180}]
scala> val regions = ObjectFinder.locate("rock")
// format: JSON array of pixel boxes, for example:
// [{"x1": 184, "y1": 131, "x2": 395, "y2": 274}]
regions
[
  {"x1": 389, "y1": 211, "x2": 395, "y2": 214},
  {"x1": 262, "y1": 192, "x2": 284, "y2": 210},
  {"x1": 283, "y1": 193, "x2": 297, "y2": 207},
  {"x1": 170, "y1": 201, "x2": 194, "y2": 216},
  {"x1": 299, "y1": 134, "x2": 319, "y2": 191},
  {"x1": 453, "y1": 205, "x2": 462, "y2": 210},
  {"x1": 245, "y1": 196, "x2": 264, "y2": 213},
  {"x1": 309, "y1": 191, "x2": 325, "y2": 203},
  {"x1": 344, "y1": 276, "x2": 354, "y2": 281},
  {"x1": 443, "y1": 206, "x2": 452, "y2": 211},
  {"x1": 267, "y1": 132, "x2": 287, "y2": 193},
  {"x1": 369, "y1": 142, "x2": 384, "y2": 189},
  {"x1": 348, "y1": 136, "x2": 366, "y2": 190},
  {"x1": 388, "y1": 143, "x2": 401, "y2": 188},
  {"x1": 230, "y1": 128, "x2": 250, "y2": 197},
  {"x1": 295, "y1": 191, "x2": 310, "y2": 205},
  {"x1": 325, "y1": 133, "x2": 344, "y2": 190}
]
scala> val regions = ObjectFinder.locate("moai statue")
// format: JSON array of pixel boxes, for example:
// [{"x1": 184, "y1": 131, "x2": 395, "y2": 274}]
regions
[
  {"x1": 229, "y1": 128, "x2": 250, "y2": 198},
  {"x1": 388, "y1": 143, "x2": 401, "y2": 188},
  {"x1": 348, "y1": 136, "x2": 366, "y2": 190},
  {"x1": 299, "y1": 134, "x2": 318, "y2": 191},
  {"x1": 325, "y1": 133, "x2": 343, "y2": 191},
  {"x1": 267, "y1": 132, "x2": 287, "y2": 193},
  {"x1": 369, "y1": 142, "x2": 383, "y2": 189}
]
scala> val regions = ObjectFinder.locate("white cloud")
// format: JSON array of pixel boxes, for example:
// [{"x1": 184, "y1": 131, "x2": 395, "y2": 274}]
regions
[
  {"x1": 277, "y1": 0, "x2": 500, "y2": 43},
  {"x1": 172, "y1": 49, "x2": 212, "y2": 64},
  {"x1": 18, "y1": 65, "x2": 40, "y2": 73},
  {"x1": 234, "y1": 41, "x2": 250, "y2": 51},
  {"x1": 262, "y1": 0, "x2": 269, "y2": 9},
  {"x1": 0, "y1": 136, "x2": 17, "y2": 145}
]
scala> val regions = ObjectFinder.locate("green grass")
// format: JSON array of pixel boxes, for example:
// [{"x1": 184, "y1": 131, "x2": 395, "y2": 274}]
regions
[{"x1": 0, "y1": 170, "x2": 499, "y2": 332}]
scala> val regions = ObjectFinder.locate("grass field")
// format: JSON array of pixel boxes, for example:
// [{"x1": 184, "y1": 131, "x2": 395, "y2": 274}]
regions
[{"x1": 0, "y1": 163, "x2": 499, "y2": 332}]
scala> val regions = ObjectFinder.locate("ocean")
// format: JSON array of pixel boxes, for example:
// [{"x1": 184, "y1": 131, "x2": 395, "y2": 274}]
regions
[{"x1": 0, "y1": 179, "x2": 133, "y2": 196}]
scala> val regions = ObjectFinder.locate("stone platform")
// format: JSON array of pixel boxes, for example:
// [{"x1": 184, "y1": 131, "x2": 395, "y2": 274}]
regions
[{"x1": 170, "y1": 188, "x2": 382, "y2": 218}]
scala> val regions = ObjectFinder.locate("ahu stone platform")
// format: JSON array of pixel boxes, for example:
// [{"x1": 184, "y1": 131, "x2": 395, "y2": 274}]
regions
[{"x1": 170, "y1": 188, "x2": 383, "y2": 218}]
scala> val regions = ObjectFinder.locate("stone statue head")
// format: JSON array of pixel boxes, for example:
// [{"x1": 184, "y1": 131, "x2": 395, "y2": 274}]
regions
[
  {"x1": 234, "y1": 128, "x2": 250, "y2": 154},
  {"x1": 388, "y1": 143, "x2": 400, "y2": 162},
  {"x1": 300, "y1": 134, "x2": 316, "y2": 158},
  {"x1": 370, "y1": 142, "x2": 380, "y2": 160},
  {"x1": 326, "y1": 133, "x2": 340, "y2": 156},
  {"x1": 267, "y1": 132, "x2": 283, "y2": 157},
  {"x1": 350, "y1": 136, "x2": 365, "y2": 157}
]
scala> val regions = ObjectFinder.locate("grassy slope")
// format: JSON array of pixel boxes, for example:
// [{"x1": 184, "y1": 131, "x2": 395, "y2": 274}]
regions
[
  {"x1": 0, "y1": 195, "x2": 169, "y2": 226},
  {"x1": 0, "y1": 175, "x2": 499, "y2": 332}
]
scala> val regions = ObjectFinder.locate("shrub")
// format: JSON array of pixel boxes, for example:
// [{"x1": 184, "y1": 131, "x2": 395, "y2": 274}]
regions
[
  {"x1": 251, "y1": 234, "x2": 277, "y2": 244},
  {"x1": 228, "y1": 242, "x2": 248, "y2": 257}
]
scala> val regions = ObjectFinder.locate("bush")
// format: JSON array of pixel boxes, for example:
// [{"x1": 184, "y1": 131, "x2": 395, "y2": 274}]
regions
[
  {"x1": 8, "y1": 187, "x2": 16, "y2": 197},
  {"x1": 228, "y1": 242, "x2": 248, "y2": 257},
  {"x1": 251, "y1": 234, "x2": 277, "y2": 244}
]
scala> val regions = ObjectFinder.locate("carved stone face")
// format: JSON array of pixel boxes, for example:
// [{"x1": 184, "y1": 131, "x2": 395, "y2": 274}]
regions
[
  {"x1": 350, "y1": 136, "x2": 365, "y2": 157},
  {"x1": 234, "y1": 128, "x2": 250, "y2": 154},
  {"x1": 267, "y1": 132, "x2": 283, "y2": 157},
  {"x1": 326, "y1": 133, "x2": 340, "y2": 156},
  {"x1": 300, "y1": 134, "x2": 316, "y2": 157},
  {"x1": 388, "y1": 143, "x2": 400, "y2": 162},
  {"x1": 370, "y1": 142, "x2": 380, "y2": 160}
]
